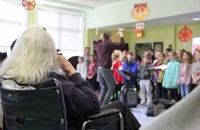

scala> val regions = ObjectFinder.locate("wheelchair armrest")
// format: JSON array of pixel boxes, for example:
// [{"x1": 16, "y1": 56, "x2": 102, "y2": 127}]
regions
[{"x1": 87, "y1": 108, "x2": 120, "y2": 120}]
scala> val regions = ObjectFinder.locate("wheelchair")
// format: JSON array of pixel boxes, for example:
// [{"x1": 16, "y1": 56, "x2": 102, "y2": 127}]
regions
[{"x1": 0, "y1": 78, "x2": 123, "y2": 130}]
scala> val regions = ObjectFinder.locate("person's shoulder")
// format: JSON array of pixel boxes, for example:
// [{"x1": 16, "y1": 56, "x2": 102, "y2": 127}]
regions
[{"x1": 49, "y1": 71, "x2": 68, "y2": 81}]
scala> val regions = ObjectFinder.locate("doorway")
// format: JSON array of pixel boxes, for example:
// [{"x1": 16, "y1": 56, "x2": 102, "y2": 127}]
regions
[{"x1": 135, "y1": 42, "x2": 152, "y2": 57}]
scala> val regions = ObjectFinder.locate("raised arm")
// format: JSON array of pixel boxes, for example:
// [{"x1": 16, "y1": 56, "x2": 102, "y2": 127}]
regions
[
  {"x1": 94, "y1": 34, "x2": 103, "y2": 51},
  {"x1": 110, "y1": 31, "x2": 125, "y2": 50},
  {"x1": 57, "y1": 55, "x2": 100, "y2": 116}
]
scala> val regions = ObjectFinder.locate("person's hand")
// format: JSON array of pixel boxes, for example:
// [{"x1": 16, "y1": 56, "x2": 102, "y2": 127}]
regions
[
  {"x1": 186, "y1": 83, "x2": 190, "y2": 87},
  {"x1": 57, "y1": 55, "x2": 76, "y2": 76},
  {"x1": 117, "y1": 31, "x2": 123, "y2": 37},
  {"x1": 192, "y1": 78, "x2": 198, "y2": 84},
  {"x1": 99, "y1": 34, "x2": 103, "y2": 40}
]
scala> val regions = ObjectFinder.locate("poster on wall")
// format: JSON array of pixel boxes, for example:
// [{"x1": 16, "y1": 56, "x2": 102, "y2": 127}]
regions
[{"x1": 192, "y1": 37, "x2": 200, "y2": 54}]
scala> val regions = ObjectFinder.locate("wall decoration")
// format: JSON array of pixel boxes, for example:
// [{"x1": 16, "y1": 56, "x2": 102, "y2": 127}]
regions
[
  {"x1": 178, "y1": 26, "x2": 193, "y2": 42},
  {"x1": 22, "y1": 0, "x2": 36, "y2": 10},
  {"x1": 131, "y1": 3, "x2": 150, "y2": 21}
]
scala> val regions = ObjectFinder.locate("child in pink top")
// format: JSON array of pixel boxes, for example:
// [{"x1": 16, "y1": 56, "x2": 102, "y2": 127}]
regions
[{"x1": 178, "y1": 51, "x2": 192, "y2": 98}]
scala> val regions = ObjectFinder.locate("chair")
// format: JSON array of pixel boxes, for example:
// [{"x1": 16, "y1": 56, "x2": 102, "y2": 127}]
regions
[
  {"x1": 1, "y1": 78, "x2": 123, "y2": 130},
  {"x1": 1, "y1": 78, "x2": 67, "y2": 130},
  {"x1": 82, "y1": 108, "x2": 124, "y2": 130}
]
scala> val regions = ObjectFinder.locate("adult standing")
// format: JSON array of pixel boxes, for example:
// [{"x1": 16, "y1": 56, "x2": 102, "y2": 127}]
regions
[
  {"x1": 83, "y1": 47, "x2": 90, "y2": 65},
  {"x1": 94, "y1": 31, "x2": 125, "y2": 106}
]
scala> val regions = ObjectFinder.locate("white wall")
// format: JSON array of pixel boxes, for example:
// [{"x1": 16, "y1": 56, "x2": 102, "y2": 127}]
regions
[{"x1": 86, "y1": 0, "x2": 200, "y2": 29}]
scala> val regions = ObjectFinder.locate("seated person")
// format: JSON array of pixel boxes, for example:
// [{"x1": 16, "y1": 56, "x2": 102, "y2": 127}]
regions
[
  {"x1": 0, "y1": 27, "x2": 140, "y2": 130},
  {"x1": 0, "y1": 27, "x2": 100, "y2": 130}
]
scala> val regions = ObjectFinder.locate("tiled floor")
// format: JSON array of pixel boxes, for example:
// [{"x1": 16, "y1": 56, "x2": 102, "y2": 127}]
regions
[{"x1": 131, "y1": 106, "x2": 154, "y2": 125}]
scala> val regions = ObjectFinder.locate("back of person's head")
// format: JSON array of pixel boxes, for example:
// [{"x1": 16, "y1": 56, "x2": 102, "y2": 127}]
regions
[
  {"x1": 103, "y1": 32, "x2": 111, "y2": 41},
  {"x1": 0, "y1": 27, "x2": 60, "y2": 84}
]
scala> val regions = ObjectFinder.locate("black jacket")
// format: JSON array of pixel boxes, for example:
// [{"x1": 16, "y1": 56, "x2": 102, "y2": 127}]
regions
[{"x1": 50, "y1": 72, "x2": 100, "y2": 130}]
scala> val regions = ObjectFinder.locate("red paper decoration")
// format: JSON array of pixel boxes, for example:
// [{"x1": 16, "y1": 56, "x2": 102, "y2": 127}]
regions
[
  {"x1": 131, "y1": 3, "x2": 150, "y2": 21},
  {"x1": 22, "y1": 0, "x2": 36, "y2": 10},
  {"x1": 134, "y1": 3, "x2": 147, "y2": 13},
  {"x1": 178, "y1": 26, "x2": 192, "y2": 42}
]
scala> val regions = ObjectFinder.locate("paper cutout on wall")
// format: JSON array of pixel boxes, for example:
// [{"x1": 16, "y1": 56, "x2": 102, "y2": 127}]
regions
[
  {"x1": 131, "y1": 3, "x2": 150, "y2": 21},
  {"x1": 178, "y1": 26, "x2": 192, "y2": 42},
  {"x1": 22, "y1": 0, "x2": 36, "y2": 10}
]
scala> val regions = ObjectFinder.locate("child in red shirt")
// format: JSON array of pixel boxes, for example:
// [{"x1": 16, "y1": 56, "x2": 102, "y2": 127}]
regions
[
  {"x1": 111, "y1": 53, "x2": 126, "y2": 100},
  {"x1": 87, "y1": 55, "x2": 99, "y2": 91}
]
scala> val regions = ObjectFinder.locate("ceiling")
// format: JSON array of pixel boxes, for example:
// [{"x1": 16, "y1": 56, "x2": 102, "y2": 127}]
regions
[{"x1": 50, "y1": 0, "x2": 123, "y2": 7}]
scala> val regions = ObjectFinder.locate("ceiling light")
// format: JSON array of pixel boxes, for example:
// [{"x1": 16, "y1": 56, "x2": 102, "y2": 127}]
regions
[
  {"x1": 118, "y1": 28, "x2": 124, "y2": 31},
  {"x1": 193, "y1": 18, "x2": 200, "y2": 21}
]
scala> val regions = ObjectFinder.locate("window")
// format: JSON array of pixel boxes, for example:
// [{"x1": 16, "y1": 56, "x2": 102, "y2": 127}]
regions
[
  {"x1": 0, "y1": 1, "x2": 26, "y2": 48},
  {"x1": 192, "y1": 37, "x2": 200, "y2": 55},
  {"x1": 37, "y1": 8, "x2": 84, "y2": 58}
]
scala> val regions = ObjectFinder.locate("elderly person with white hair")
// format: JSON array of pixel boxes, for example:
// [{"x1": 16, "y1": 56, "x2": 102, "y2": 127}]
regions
[{"x1": 0, "y1": 27, "x2": 100, "y2": 130}]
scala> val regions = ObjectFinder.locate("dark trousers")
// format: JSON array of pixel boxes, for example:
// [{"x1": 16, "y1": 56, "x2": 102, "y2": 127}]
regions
[
  {"x1": 169, "y1": 89, "x2": 178, "y2": 101},
  {"x1": 162, "y1": 88, "x2": 178, "y2": 101},
  {"x1": 102, "y1": 101, "x2": 141, "y2": 130},
  {"x1": 155, "y1": 83, "x2": 163, "y2": 99},
  {"x1": 112, "y1": 83, "x2": 122, "y2": 101},
  {"x1": 87, "y1": 74, "x2": 99, "y2": 91},
  {"x1": 162, "y1": 87, "x2": 168, "y2": 99}
]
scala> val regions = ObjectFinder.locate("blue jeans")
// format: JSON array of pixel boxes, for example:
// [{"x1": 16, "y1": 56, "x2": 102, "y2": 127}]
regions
[
  {"x1": 98, "y1": 67, "x2": 116, "y2": 106},
  {"x1": 180, "y1": 83, "x2": 190, "y2": 98}
]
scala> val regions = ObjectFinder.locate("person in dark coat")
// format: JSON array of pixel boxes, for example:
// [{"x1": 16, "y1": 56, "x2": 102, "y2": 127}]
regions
[{"x1": 0, "y1": 27, "x2": 141, "y2": 130}]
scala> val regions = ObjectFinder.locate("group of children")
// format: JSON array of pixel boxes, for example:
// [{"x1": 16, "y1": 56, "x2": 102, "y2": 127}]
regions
[
  {"x1": 111, "y1": 48, "x2": 200, "y2": 107},
  {"x1": 76, "y1": 47, "x2": 200, "y2": 107}
]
